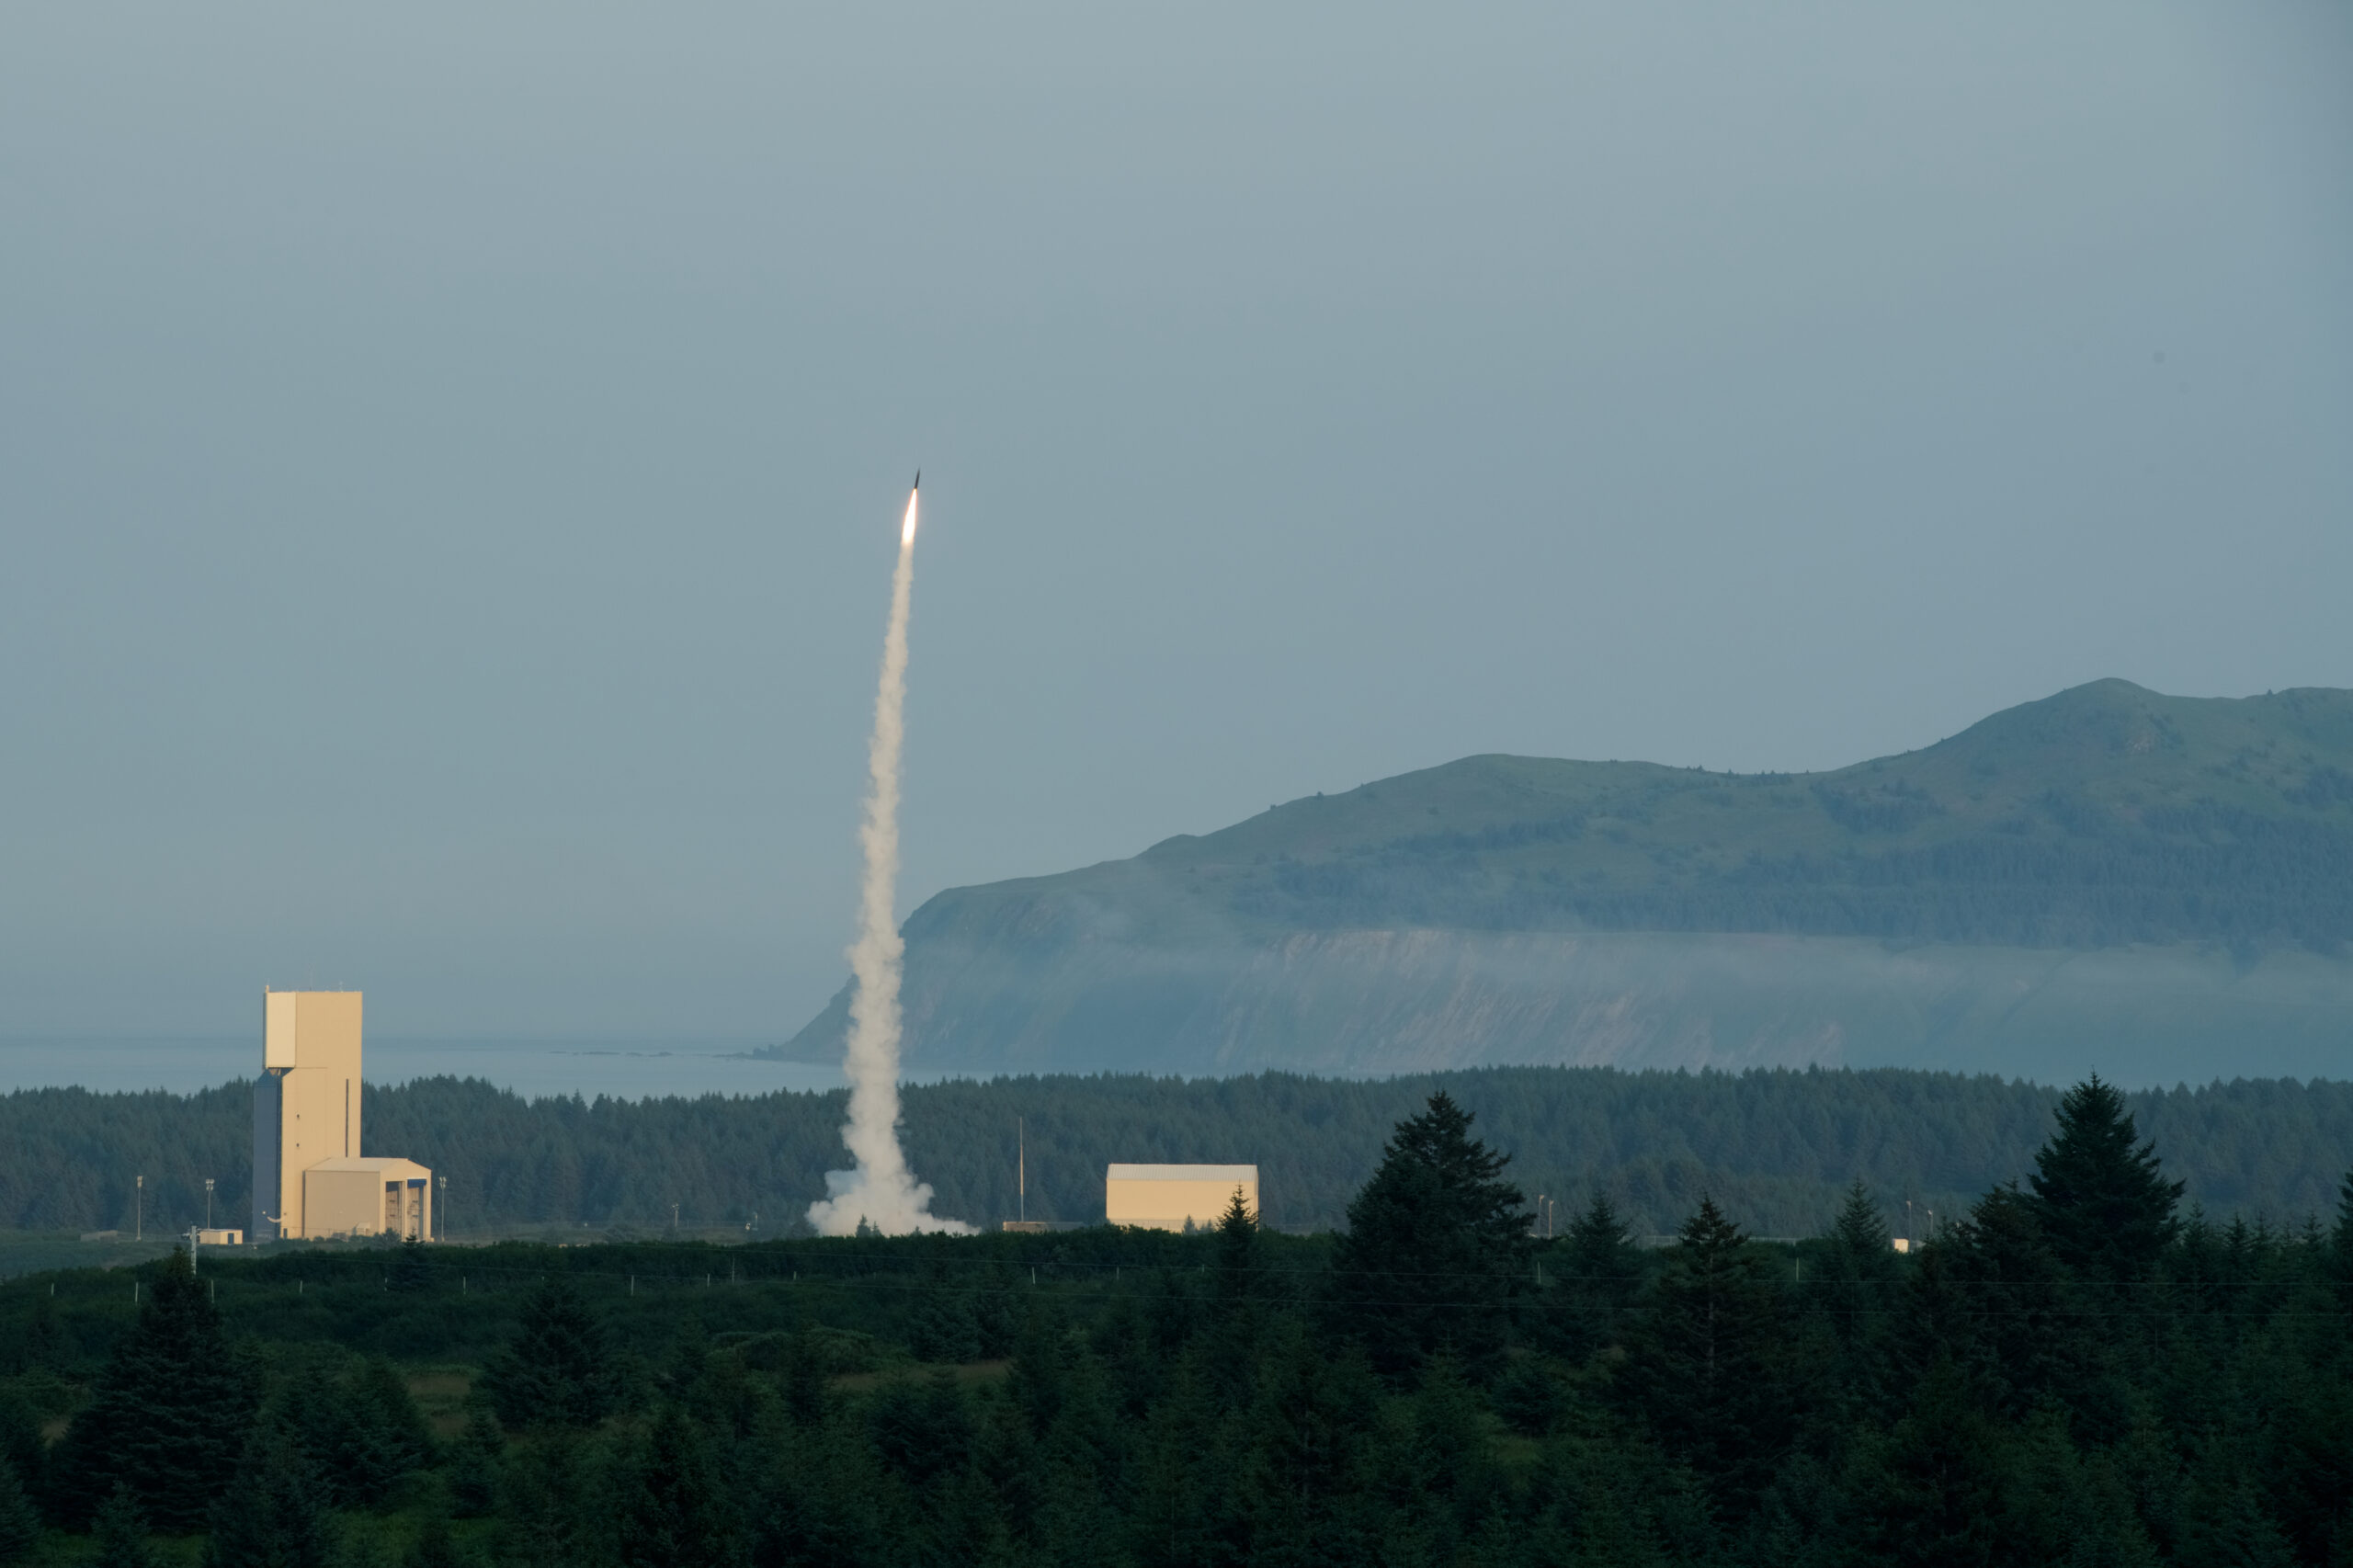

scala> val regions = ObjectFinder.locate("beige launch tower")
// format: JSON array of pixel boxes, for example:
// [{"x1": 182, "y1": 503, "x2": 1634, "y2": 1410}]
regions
[{"x1": 253, "y1": 990, "x2": 433, "y2": 1241}]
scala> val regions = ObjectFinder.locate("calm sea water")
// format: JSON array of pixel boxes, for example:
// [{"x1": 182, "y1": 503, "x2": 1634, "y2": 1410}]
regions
[{"x1": 0, "y1": 1039, "x2": 852, "y2": 1100}]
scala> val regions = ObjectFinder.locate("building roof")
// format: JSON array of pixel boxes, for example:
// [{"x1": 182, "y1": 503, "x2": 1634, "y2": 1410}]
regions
[
  {"x1": 307, "y1": 1156, "x2": 432, "y2": 1179},
  {"x1": 1106, "y1": 1164, "x2": 1257, "y2": 1182}
]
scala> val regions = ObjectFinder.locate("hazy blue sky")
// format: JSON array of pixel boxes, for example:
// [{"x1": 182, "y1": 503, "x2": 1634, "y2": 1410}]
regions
[{"x1": 6, "y1": 4, "x2": 2348, "y2": 1043}]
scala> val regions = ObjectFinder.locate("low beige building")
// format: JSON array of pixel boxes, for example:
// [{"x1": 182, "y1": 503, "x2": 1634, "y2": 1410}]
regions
[
  {"x1": 1106, "y1": 1164, "x2": 1258, "y2": 1232},
  {"x1": 303, "y1": 1157, "x2": 434, "y2": 1240}
]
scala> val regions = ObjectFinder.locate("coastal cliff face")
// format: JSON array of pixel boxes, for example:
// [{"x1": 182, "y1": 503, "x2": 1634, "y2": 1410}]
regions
[{"x1": 776, "y1": 681, "x2": 2353, "y2": 1083}]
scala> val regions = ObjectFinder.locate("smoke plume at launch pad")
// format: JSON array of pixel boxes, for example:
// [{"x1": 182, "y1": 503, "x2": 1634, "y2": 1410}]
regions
[{"x1": 806, "y1": 481, "x2": 971, "y2": 1236}]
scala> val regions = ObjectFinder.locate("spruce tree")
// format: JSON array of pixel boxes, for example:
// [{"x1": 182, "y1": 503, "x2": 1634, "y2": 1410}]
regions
[
  {"x1": 446, "y1": 1408, "x2": 503, "y2": 1520},
  {"x1": 494, "y1": 1429, "x2": 589, "y2": 1568},
  {"x1": 1839, "y1": 1357, "x2": 2008, "y2": 1566},
  {"x1": 1619, "y1": 1196, "x2": 1795, "y2": 1518},
  {"x1": 53, "y1": 1248, "x2": 256, "y2": 1529},
  {"x1": 90, "y1": 1484, "x2": 157, "y2": 1568},
  {"x1": 271, "y1": 1364, "x2": 401, "y2": 1509},
  {"x1": 403, "y1": 1514, "x2": 467, "y2": 1568},
  {"x1": 867, "y1": 1372, "x2": 973, "y2": 1488},
  {"x1": 1491, "y1": 1358, "x2": 1564, "y2": 1437},
  {"x1": 1213, "y1": 1185, "x2": 1258, "y2": 1306},
  {"x1": 2332, "y1": 1167, "x2": 2353, "y2": 1293},
  {"x1": 908, "y1": 1288, "x2": 983, "y2": 1365},
  {"x1": 1232, "y1": 1326, "x2": 1378, "y2": 1560},
  {"x1": 1545, "y1": 1192, "x2": 1643, "y2": 1360},
  {"x1": 1326, "y1": 1091, "x2": 1533, "y2": 1377},
  {"x1": 2025, "y1": 1075, "x2": 2184, "y2": 1283},
  {"x1": 478, "y1": 1278, "x2": 616, "y2": 1430},
  {"x1": 1823, "y1": 1180, "x2": 1899, "y2": 1348},
  {"x1": 385, "y1": 1238, "x2": 431, "y2": 1294},
  {"x1": 614, "y1": 1408, "x2": 733, "y2": 1568},
  {"x1": 352, "y1": 1358, "x2": 436, "y2": 1480},
  {"x1": 205, "y1": 1429, "x2": 335, "y2": 1568},
  {"x1": 0, "y1": 1394, "x2": 42, "y2": 1527},
  {"x1": 972, "y1": 1262, "x2": 1021, "y2": 1360},
  {"x1": 0, "y1": 1454, "x2": 37, "y2": 1568},
  {"x1": 18, "y1": 1293, "x2": 67, "y2": 1375}
]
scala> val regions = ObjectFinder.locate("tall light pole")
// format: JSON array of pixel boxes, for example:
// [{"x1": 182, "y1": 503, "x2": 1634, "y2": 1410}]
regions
[
  {"x1": 135, "y1": 1175, "x2": 143, "y2": 1241},
  {"x1": 204, "y1": 1178, "x2": 215, "y2": 1231},
  {"x1": 438, "y1": 1175, "x2": 447, "y2": 1242}
]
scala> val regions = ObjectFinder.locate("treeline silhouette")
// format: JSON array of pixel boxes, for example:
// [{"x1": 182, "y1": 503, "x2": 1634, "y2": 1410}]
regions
[
  {"x1": 6, "y1": 1066, "x2": 2347, "y2": 1242},
  {"x1": 1242, "y1": 797, "x2": 2353, "y2": 947},
  {"x1": 2, "y1": 1080, "x2": 2349, "y2": 1565}
]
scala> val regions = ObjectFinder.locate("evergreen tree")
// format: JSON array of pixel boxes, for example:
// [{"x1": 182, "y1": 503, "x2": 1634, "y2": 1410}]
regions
[
  {"x1": 1359, "y1": 1356, "x2": 1506, "y2": 1554},
  {"x1": 17, "y1": 1292, "x2": 67, "y2": 1376},
  {"x1": 1838, "y1": 1357, "x2": 2008, "y2": 1565},
  {"x1": 354, "y1": 1358, "x2": 435, "y2": 1478},
  {"x1": 1213, "y1": 1185, "x2": 1257, "y2": 1305},
  {"x1": 972, "y1": 1263, "x2": 1020, "y2": 1360},
  {"x1": 385, "y1": 1237, "x2": 431, "y2": 1294},
  {"x1": 1831, "y1": 1178, "x2": 1893, "y2": 1258},
  {"x1": 1326, "y1": 1091, "x2": 1533, "y2": 1377},
  {"x1": 270, "y1": 1364, "x2": 402, "y2": 1510},
  {"x1": 867, "y1": 1372, "x2": 973, "y2": 1488},
  {"x1": 0, "y1": 1454, "x2": 37, "y2": 1568},
  {"x1": 2026, "y1": 1075, "x2": 2185, "y2": 1282},
  {"x1": 1543, "y1": 1192, "x2": 1643, "y2": 1361},
  {"x1": 1006, "y1": 1301, "x2": 1070, "y2": 1437},
  {"x1": 2176, "y1": 1462, "x2": 2296, "y2": 1568},
  {"x1": 1823, "y1": 1179, "x2": 1899, "y2": 1349},
  {"x1": 1491, "y1": 1357, "x2": 1564, "y2": 1437},
  {"x1": 90, "y1": 1484, "x2": 157, "y2": 1568},
  {"x1": 494, "y1": 1429, "x2": 589, "y2": 1568},
  {"x1": 614, "y1": 1408, "x2": 734, "y2": 1568},
  {"x1": 1904, "y1": 1182, "x2": 2117, "y2": 1427},
  {"x1": 206, "y1": 1429, "x2": 335, "y2": 1568},
  {"x1": 1618, "y1": 1196, "x2": 1796, "y2": 1518},
  {"x1": 1127, "y1": 1357, "x2": 1235, "y2": 1568},
  {"x1": 2260, "y1": 1328, "x2": 2353, "y2": 1567},
  {"x1": 53, "y1": 1248, "x2": 256, "y2": 1529},
  {"x1": 907, "y1": 1286, "x2": 983, "y2": 1364},
  {"x1": 478, "y1": 1278, "x2": 617, "y2": 1430},
  {"x1": 445, "y1": 1408, "x2": 503, "y2": 1520},
  {"x1": 0, "y1": 1394, "x2": 42, "y2": 1528},
  {"x1": 780, "y1": 1330, "x2": 835, "y2": 1432},
  {"x1": 1233, "y1": 1327, "x2": 1379, "y2": 1562},
  {"x1": 2332, "y1": 1167, "x2": 2353, "y2": 1293},
  {"x1": 403, "y1": 1514, "x2": 467, "y2": 1568}
]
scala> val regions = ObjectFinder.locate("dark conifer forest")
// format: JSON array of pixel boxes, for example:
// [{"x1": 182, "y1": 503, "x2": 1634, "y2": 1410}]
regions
[
  {"x1": 6, "y1": 1067, "x2": 2347, "y2": 1244},
  {"x1": 2, "y1": 1080, "x2": 2349, "y2": 1565}
]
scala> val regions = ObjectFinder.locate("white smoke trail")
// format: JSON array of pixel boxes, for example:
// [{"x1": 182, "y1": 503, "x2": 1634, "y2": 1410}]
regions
[{"x1": 807, "y1": 484, "x2": 972, "y2": 1236}]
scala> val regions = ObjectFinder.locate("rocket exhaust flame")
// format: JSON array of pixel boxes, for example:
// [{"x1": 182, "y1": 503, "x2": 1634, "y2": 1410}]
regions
[{"x1": 806, "y1": 479, "x2": 970, "y2": 1237}]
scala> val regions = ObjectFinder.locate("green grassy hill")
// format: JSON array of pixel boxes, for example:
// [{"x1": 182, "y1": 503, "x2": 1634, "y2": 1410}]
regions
[{"x1": 779, "y1": 682, "x2": 2353, "y2": 1079}]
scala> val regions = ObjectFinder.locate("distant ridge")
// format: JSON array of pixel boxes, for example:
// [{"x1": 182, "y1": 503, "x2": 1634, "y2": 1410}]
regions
[{"x1": 773, "y1": 682, "x2": 2353, "y2": 1082}]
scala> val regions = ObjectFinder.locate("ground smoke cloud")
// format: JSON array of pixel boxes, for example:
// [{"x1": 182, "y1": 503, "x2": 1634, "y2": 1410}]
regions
[{"x1": 806, "y1": 489, "x2": 972, "y2": 1236}]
